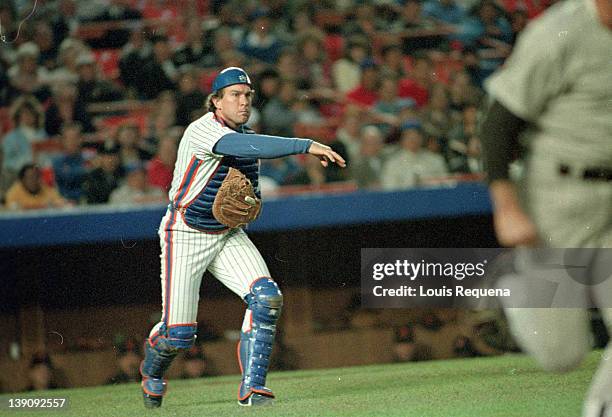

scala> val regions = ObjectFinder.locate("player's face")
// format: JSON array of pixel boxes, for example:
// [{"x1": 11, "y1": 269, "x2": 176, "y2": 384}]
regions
[{"x1": 216, "y1": 84, "x2": 253, "y2": 128}]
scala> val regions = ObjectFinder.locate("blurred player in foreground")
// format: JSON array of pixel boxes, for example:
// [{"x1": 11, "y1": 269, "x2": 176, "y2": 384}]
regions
[
  {"x1": 139, "y1": 67, "x2": 345, "y2": 408},
  {"x1": 481, "y1": 0, "x2": 612, "y2": 415}
]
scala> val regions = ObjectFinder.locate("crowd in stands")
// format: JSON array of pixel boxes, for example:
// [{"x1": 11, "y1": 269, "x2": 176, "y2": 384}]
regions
[{"x1": 0, "y1": 0, "x2": 554, "y2": 211}]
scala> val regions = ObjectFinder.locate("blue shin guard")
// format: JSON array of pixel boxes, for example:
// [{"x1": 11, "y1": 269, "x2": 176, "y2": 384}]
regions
[
  {"x1": 238, "y1": 278, "x2": 283, "y2": 406},
  {"x1": 141, "y1": 324, "x2": 196, "y2": 408}
]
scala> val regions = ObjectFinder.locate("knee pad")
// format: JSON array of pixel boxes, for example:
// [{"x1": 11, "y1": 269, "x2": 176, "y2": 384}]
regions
[
  {"x1": 142, "y1": 324, "x2": 197, "y2": 382},
  {"x1": 247, "y1": 278, "x2": 283, "y2": 325},
  {"x1": 150, "y1": 324, "x2": 197, "y2": 350}
]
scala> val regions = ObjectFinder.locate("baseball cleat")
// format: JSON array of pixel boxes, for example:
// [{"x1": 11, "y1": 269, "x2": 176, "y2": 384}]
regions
[
  {"x1": 238, "y1": 392, "x2": 275, "y2": 407},
  {"x1": 141, "y1": 375, "x2": 167, "y2": 409},
  {"x1": 142, "y1": 391, "x2": 163, "y2": 408}
]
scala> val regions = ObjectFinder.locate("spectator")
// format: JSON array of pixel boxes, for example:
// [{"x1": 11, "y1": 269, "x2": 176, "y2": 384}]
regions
[
  {"x1": 147, "y1": 135, "x2": 177, "y2": 192},
  {"x1": 76, "y1": 53, "x2": 124, "y2": 104},
  {"x1": 289, "y1": 154, "x2": 326, "y2": 186},
  {"x1": 44, "y1": 82, "x2": 93, "y2": 136},
  {"x1": 260, "y1": 157, "x2": 302, "y2": 186},
  {"x1": 393, "y1": 0, "x2": 449, "y2": 53},
  {"x1": 252, "y1": 68, "x2": 280, "y2": 111},
  {"x1": 116, "y1": 123, "x2": 151, "y2": 174},
  {"x1": 109, "y1": 163, "x2": 165, "y2": 205},
  {"x1": 27, "y1": 351, "x2": 60, "y2": 391},
  {"x1": 199, "y1": 26, "x2": 236, "y2": 70},
  {"x1": 276, "y1": 48, "x2": 301, "y2": 87},
  {"x1": 136, "y1": 35, "x2": 178, "y2": 100},
  {"x1": 343, "y1": 4, "x2": 379, "y2": 40},
  {"x1": 119, "y1": 28, "x2": 153, "y2": 96},
  {"x1": 458, "y1": 0, "x2": 513, "y2": 46},
  {"x1": 238, "y1": 9, "x2": 283, "y2": 64},
  {"x1": 461, "y1": 46, "x2": 487, "y2": 89},
  {"x1": 295, "y1": 30, "x2": 329, "y2": 90},
  {"x1": 32, "y1": 20, "x2": 59, "y2": 71},
  {"x1": 336, "y1": 111, "x2": 364, "y2": 163},
  {"x1": 262, "y1": 80, "x2": 299, "y2": 137},
  {"x1": 380, "y1": 44, "x2": 407, "y2": 79},
  {"x1": 349, "y1": 125, "x2": 389, "y2": 189},
  {"x1": 48, "y1": 0, "x2": 79, "y2": 47},
  {"x1": 398, "y1": 52, "x2": 433, "y2": 108},
  {"x1": 87, "y1": 0, "x2": 142, "y2": 49},
  {"x1": 106, "y1": 338, "x2": 141, "y2": 385},
  {"x1": 447, "y1": 104, "x2": 481, "y2": 173},
  {"x1": 372, "y1": 77, "x2": 413, "y2": 135},
  {"x1": 448, "y1": 71, "x2": 481, "y2": 114},
  {"x1": 175, "y1": 67, "x2": 206, "y2": 127},
  {"x1": 5, "y1": 164, "x2": 68, "y2": 210},
  {"x1": 457, "y1": 0, "x2": 512, "y2": 77},
  {"x1": 1, "y1": 96, "x2": 46, "y2": 192},
  {"x1": 82, "y1": 142, "x2": 121, "y2": 204},
  {"x1": 143, "y1": 91, "x2": 178, "y2": 148},
  {"x1": 7, "y1": 42, "x2": 51, "y2": 103},
  {"x1": 52, "y1": 123, "x2": 87, "y2": 203},
  {"x1": 381, "y1": 124, "x2": 448, "y2": 190},
  {"x1": 331, "y1": 36, "x2": 370, "y2": 94},
  {"x1": 180, "y1": 344, "x2": 213, "y2": 379},
  {"x1": 423, "y1": 0, "x2": 466, "y2": 25},
  {"x1": 174, "y1": 19, "x2": 211, "y2": 67},
  {"x1": 346, "y1": 59, "x2": 380, "y2": 108},
  {"x1": 48, "y1": 38, "x2": 89, "y2": 86},
  {"x1": 421, "y1": 84, "x2": 453, "y2": 141}
]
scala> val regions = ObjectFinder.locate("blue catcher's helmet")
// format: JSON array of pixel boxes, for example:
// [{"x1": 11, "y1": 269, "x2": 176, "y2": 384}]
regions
[{"x1": 212, "y1": 67, "x2": 252, "y2": 93}]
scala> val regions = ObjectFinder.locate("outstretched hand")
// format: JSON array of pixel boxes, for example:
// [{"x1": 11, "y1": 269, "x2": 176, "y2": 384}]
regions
[{"x1": 308, "y1": 142, "x2": 346, "y2": 168}]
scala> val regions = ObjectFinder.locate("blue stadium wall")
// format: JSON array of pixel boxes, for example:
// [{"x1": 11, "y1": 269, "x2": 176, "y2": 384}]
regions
[{"x1": 0, "y1": 184, "x2": 497, "y2": 312}]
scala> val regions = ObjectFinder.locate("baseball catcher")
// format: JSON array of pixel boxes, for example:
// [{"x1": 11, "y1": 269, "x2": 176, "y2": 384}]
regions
[{"x1": 140, "y1": 67, "x2": 345, "y2": 409}]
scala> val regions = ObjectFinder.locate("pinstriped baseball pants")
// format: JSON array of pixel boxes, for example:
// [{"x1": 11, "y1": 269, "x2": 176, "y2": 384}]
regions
[{"x1": 150, "y1": 209, "x2": 271, "y2": 333}]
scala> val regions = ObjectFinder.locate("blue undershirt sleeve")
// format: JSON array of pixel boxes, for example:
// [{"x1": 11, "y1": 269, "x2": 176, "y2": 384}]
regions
[{"x1": 212, "y1": 133, "x2": 313, "y2": 159}]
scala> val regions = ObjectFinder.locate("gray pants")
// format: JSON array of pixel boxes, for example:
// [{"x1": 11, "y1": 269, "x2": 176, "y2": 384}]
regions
[{"x1": 507, "y1": 156, "x2": 612, "y2": 417}]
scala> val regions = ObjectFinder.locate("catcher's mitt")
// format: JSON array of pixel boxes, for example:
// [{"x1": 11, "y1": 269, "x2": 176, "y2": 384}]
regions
[{"x1": 212, "y1": 167, "x2": 261, "y2": 228}]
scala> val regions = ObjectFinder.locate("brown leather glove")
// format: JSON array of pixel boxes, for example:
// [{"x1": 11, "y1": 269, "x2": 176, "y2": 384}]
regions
[{"x1": 212, "y1": 167, "x2": 261, "y2": 228}]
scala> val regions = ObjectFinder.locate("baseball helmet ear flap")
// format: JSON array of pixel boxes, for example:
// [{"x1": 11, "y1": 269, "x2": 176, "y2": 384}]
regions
[{"x1": 212, "y1": 67, "x2": 252, "y2": 93}]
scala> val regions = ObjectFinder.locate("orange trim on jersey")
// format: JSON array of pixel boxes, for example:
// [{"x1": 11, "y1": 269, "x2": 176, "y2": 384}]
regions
[
  {"x1": 173, "y1": 156, "x2": 197, "y2": 204},
  {"x1": 162, "y1": 210, "x2": 178, "y2": 325},
  {"x1": 176, "y1": 159, "x2": 202, "y2": 207},
  {"x1": 183, "y1": 158, "x2": 223, "y2": 208}
]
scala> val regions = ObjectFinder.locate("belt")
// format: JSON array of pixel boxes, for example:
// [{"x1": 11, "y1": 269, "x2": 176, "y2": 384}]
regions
[{"x1": 559, "y1": 164, "x2": 612, "y2": 181}]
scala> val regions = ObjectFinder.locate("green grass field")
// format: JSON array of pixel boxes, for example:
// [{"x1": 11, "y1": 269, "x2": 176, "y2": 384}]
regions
[{"x1": 1, "y1": 352, "x2": 603, "y2": 417}]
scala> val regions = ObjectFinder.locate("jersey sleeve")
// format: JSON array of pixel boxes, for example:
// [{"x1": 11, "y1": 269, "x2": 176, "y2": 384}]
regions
[
  {"x1": 484, "y1": 15, "x2": 568, "y2": 121},
  {"x1": 188, "y1": 117, "x2": 235, "y2": 159}
]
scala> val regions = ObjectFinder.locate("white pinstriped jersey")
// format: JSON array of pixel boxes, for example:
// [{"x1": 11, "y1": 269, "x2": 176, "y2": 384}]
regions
[{"x1": 168, "y1": 112, "x2": 235, "y2": 207}]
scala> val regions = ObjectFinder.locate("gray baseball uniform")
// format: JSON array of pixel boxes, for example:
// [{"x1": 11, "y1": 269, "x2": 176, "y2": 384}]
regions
[{"x1": 485, "y1": 0, "x2": 612, "y2": 415}]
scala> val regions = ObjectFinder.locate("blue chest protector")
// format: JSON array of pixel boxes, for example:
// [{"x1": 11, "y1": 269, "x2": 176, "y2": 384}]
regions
[{"x1": 180, "y1": 155, "x2": 260, "y2": 232}]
